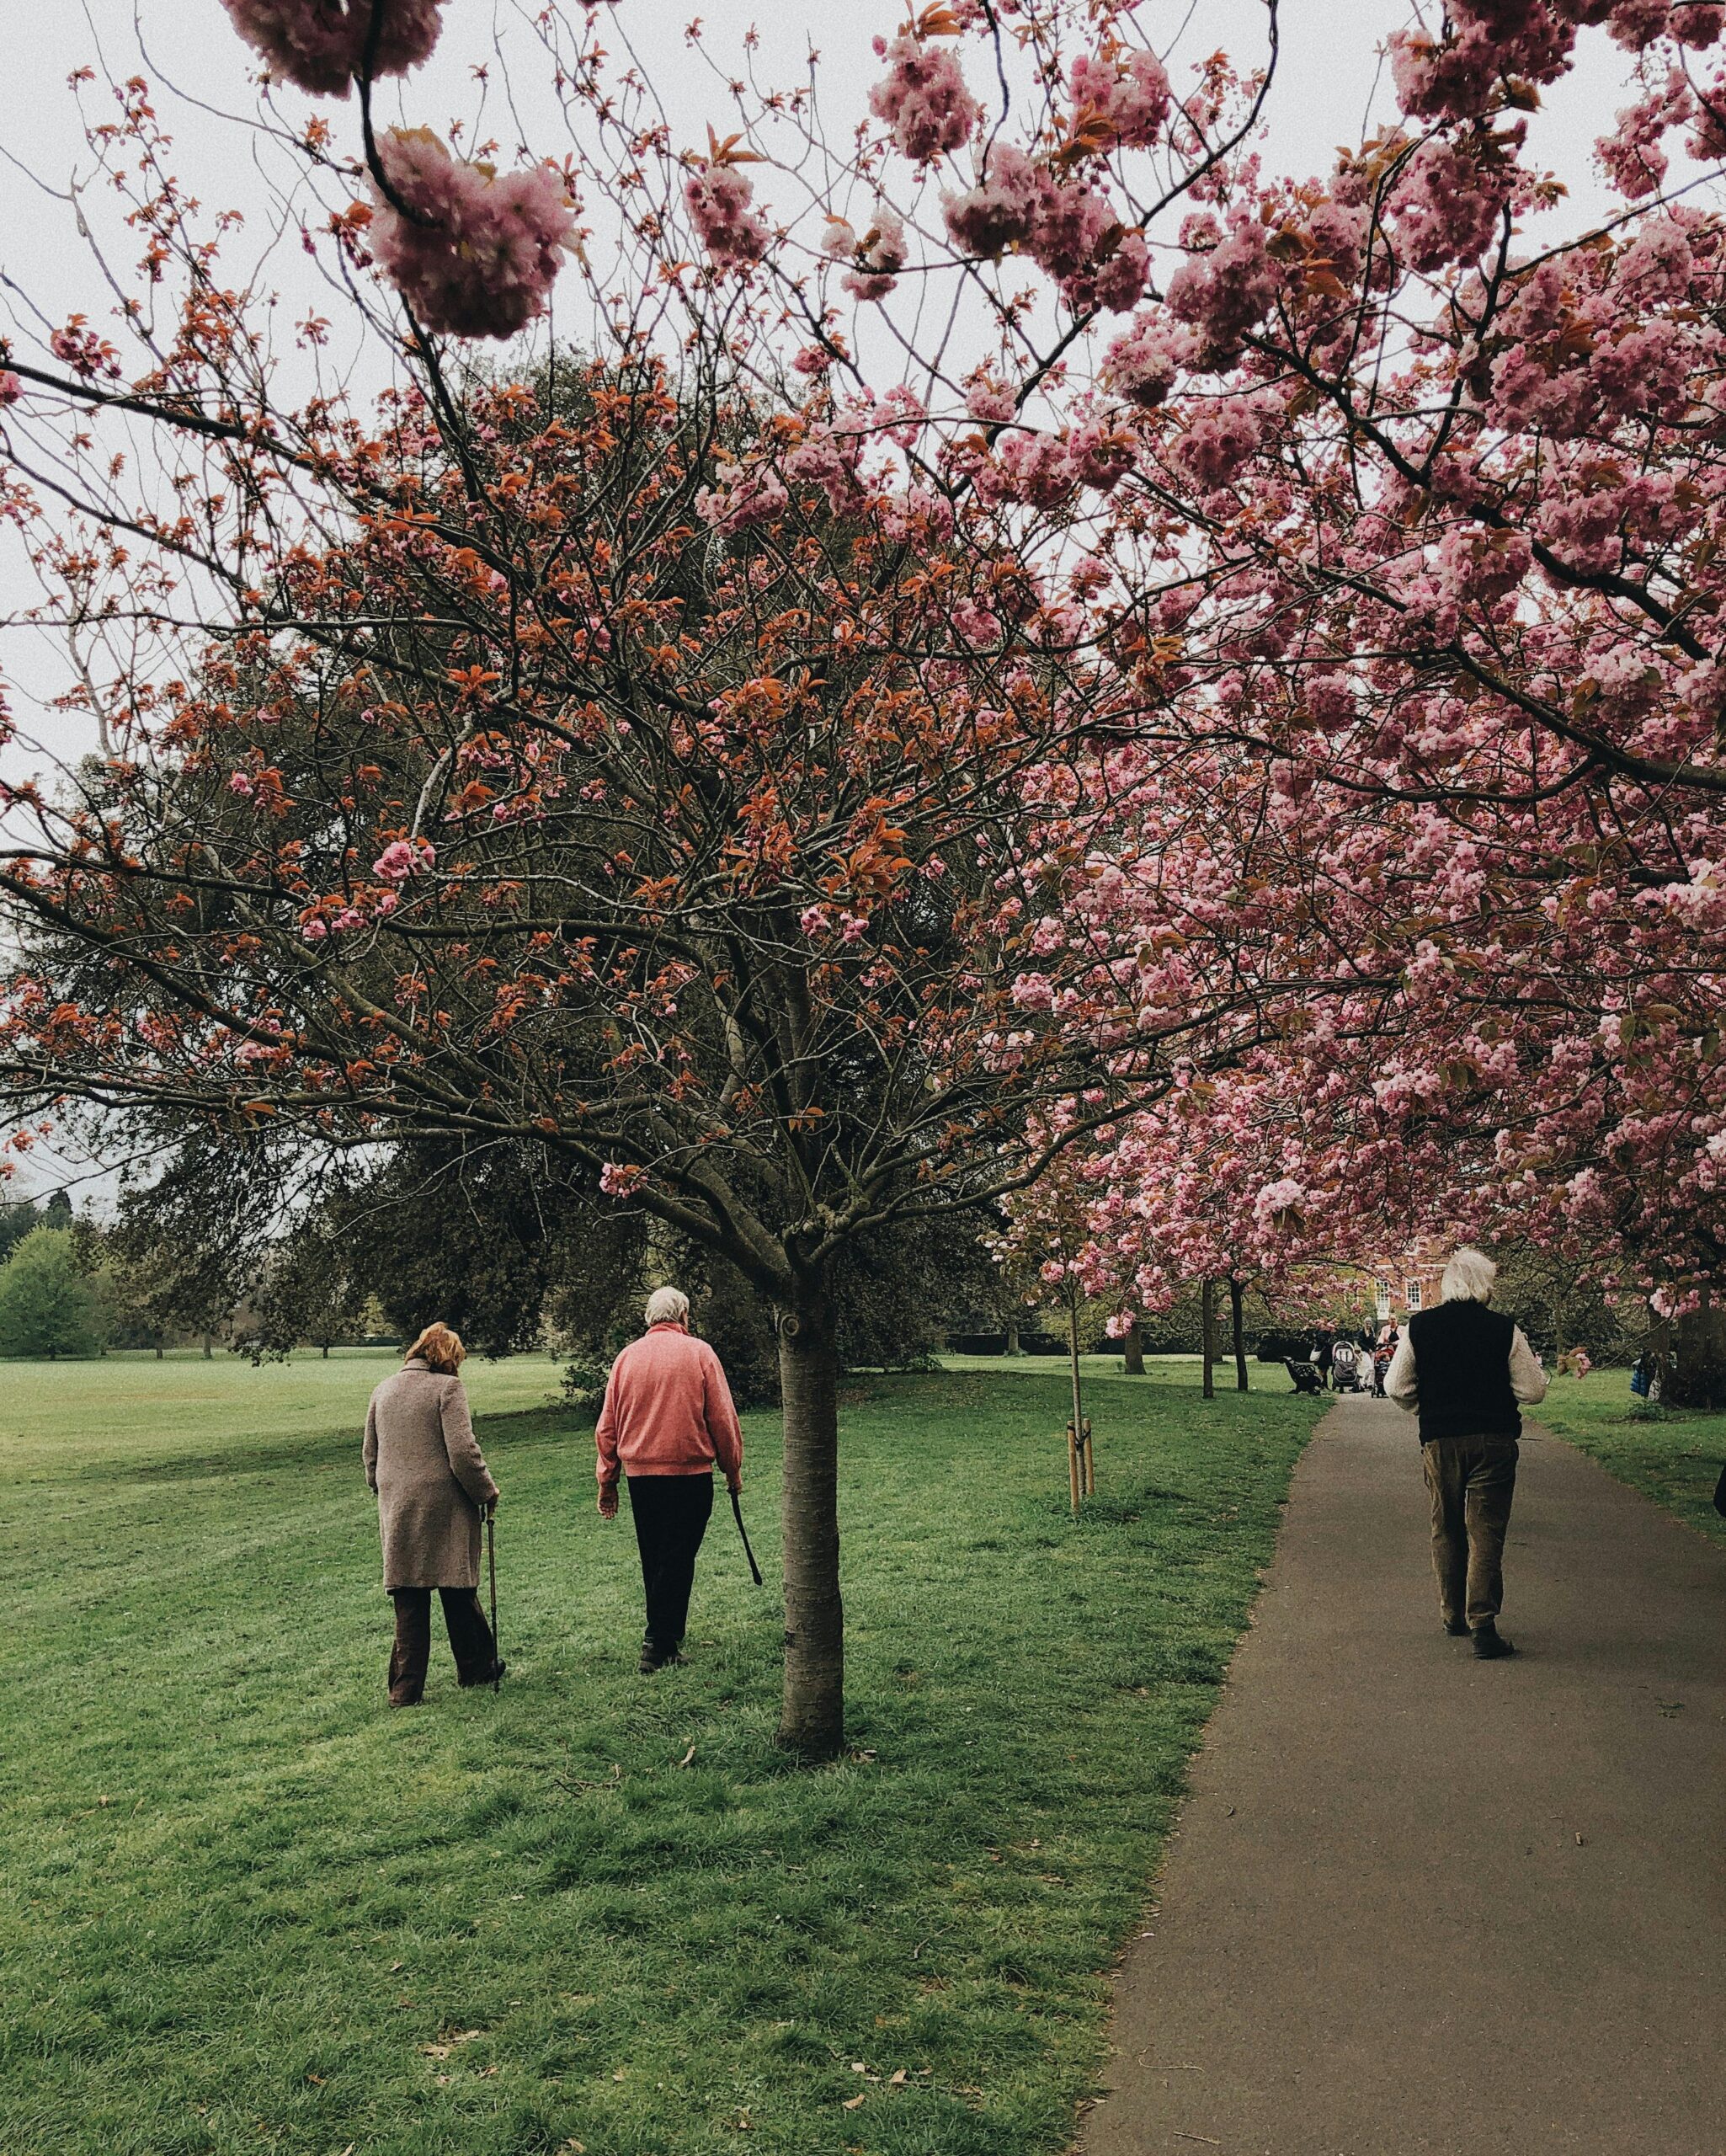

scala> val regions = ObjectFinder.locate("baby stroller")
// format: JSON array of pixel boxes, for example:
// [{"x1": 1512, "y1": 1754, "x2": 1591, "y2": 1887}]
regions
[{"x1": 1329, "y1": 1338, "x2": 1363, "y2": 1393}]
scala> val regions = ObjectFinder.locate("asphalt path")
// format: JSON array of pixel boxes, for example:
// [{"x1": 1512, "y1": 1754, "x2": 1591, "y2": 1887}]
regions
[{"x1": 1079, "y1": 1393, "x2": 1726, "y2": 2156}]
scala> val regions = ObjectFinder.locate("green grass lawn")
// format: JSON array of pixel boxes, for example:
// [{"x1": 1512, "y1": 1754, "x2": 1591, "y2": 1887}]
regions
[
  {"x1": 0, "y1": 1352, "x2": 1322, "y2": 2156},
  {"x1": 1534, "y1": 1367, "x2": 1726, "y2": 1545}
]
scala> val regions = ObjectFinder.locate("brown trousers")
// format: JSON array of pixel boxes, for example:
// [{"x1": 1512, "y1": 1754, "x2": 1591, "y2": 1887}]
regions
[
  {"x1": 388, "y1": 1586, "x2": 498, "y2": 1705},
  {"x1": 1421, "y1": 1434, "x2": 1519, "y2": 1631}
]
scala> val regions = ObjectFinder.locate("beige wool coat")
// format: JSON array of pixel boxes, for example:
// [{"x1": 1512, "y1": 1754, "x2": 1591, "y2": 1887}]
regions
[{"x1": 363, "y1": 1358, "x2": 499, "y2": 1591}]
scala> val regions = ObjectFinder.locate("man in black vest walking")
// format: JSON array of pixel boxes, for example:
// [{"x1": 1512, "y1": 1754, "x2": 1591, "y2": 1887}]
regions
[{"x1": 1385, "y1": 1248, "x2": 1548, "y2": 1658}]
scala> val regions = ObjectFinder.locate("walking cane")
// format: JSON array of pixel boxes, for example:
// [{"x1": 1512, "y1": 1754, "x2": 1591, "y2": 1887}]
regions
[
  {"x1": 729, "y1": 1485, "x2": 764, "y2": 1587},
  {"x1": 484, "y1": 1502, "x2": 501, "y2": 1694}
]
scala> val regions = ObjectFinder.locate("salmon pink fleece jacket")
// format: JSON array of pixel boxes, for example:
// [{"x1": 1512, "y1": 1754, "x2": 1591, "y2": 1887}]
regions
[{"x1": 594, "y1": 1322, "x2": 743, "y2": 1488}]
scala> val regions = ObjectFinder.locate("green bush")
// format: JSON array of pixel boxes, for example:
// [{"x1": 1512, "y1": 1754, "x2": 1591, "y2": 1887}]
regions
[{"x1": 0, "y1": 1228, "x2": 104, "y2": 1359}]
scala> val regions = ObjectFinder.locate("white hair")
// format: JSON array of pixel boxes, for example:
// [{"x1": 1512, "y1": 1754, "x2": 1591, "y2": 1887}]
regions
[
  {"x1": 1441, "y1": 1248, "x2": 1497, "y2": 1305},
  {"x1": 645, "y1": 1285, "x2": 690, "y2": 1328}
]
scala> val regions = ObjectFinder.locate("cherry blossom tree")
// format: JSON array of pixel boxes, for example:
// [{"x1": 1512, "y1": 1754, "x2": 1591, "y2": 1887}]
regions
[{"x1": 9, "y1": 0, "x2": 1726, "y2": 1748}]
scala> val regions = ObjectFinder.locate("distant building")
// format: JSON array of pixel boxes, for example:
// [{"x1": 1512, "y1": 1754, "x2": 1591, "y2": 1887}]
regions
[{"x1": 1372, "y1": 1249, "x2": 1446, "y2": 1322}]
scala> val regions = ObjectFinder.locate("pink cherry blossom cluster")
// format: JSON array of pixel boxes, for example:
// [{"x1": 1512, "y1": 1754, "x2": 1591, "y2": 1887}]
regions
[
  {"x1": 826, "y1": 208, "x2": 909, "y2": 302},
  {"x1": 1070, "y1": 47, "x2": 1171, "y2": 150},
  {"x1": 372, "y1": 835, "x2": 435, "y2": 881},
  {"x1": 369, "y1": 131, "x2": 576, "y2": 339},
  {"x1": 685, "y1": 163, "x2": 772, "y2": 273},
  {"x1": 221, "y1": 0, "x2": 445, "y2": 97},
  {"x1": 867, "y1": 33, "x2": 981, "y2": 164}
]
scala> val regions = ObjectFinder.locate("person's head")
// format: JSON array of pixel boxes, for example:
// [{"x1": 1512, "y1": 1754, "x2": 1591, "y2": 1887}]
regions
[
  {"x1": 644, "y1": 1285, "x2": 690, "y2": 1331},
  {"x1": 1440, "y1": 1247, "x2": 1497, "y2": 1306},
  {"x1": 406, "y1": 1321, "x2": 466, "y2": 1373}
]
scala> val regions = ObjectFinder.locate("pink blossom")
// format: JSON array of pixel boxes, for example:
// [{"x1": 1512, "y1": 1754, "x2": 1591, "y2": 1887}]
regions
[
  {"x1": 868, "y1": 33, "x2": 981, "y2": 164},
  {"x1": 1101, "y1": 312, "x2": 1191, "y2": 408},
  {"x1": 1165, "y1": 213, "x2": 1281, "y2": 366},
  {"x1": 1166, "y1": 395, "x2": 1265, "y2": 490},
  {"x1": 299, "y1": 915, "x2": 329, "y2": 942},
  {"x1": 998, "y1": 429, "x2": 1073, "y2": 510},
  {"x1": 370, "y1": 131, "x2": 575, "y2": 339},
  {"x1": 373, "y1": 836, "x2": 435, "y2": 882},
  {"x1": 1387, "y1": 135, "x2": 1516, "y2": 273},
  {"x1": 599, "y1": 1161, "x2": 643, "y2": 1198},
  {"x1": 220, "y1": 0, "x2": 445, "y2": 97},
  {"x1": 685, "y1": 162, "x2": 771, "y2": 273},
  {"x1": 965, "y1": 375, "x2": 1018, "y2": 424},
  {"x1": 827, "y1": 206, "x2": 909, "y2": 302},
  {"x1": 228, "y1": 771, "x2": 256, "y2": 798},
  {"x1": 1064, "y1": 415, "x2": 1134, "y2": 490},
  {"x1": 0, "y1": 371, "x2": 20, "y2": 407},
  {"x1": 941, "y1": 144, "x2": 1040, "y2": 257},
  {"x1": 695, "y1": 461, "x2": 791, "y2": 531},
  {"x1": 1070, "y1": 48, "x2": 1172, "y2": 150}
]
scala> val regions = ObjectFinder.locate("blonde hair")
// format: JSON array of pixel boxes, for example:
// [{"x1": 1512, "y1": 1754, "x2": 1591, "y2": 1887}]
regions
[{"x1": 406, "y1": 1321, "x2": 466, "y2": 1373}]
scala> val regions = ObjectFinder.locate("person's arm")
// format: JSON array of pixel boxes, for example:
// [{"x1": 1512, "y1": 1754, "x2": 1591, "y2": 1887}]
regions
[
  {"x1": 702, "y1": 1348, "x2": 744, "y2": 1491},
  {"x1": 363, "y1": 1396, "x2": 380, "y2": 1493},
  {"x1": 594, "y1": 1360, "x2": 621, "y2": 1514},
  {"x1": 1385, "y1": 1332, "x2": 1420, "y2": 1412},
  {"x1": 439, "y1": 1379, "x2": 499, "y2": 1508},
  {"x1": 1509, "y1": 1326, "x2": 1549, "y2": 1406}
]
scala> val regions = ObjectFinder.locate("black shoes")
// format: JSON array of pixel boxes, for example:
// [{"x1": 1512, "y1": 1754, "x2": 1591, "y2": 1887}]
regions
[
  {"x1": 639, "y1": 1643, "x2": 686, "y2": 1673},
  {"x1": 1443, "y1": 1618, "x2": 1470, "y2": 1637},
  {"x1": 1472, "y1": 1624, "x2": 1516, "y2": 1660}
]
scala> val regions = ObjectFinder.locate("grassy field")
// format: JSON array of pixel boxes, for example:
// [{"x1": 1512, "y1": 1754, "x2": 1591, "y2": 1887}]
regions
[
  {"x1": 0, "y1": 1350, "x2": 1322, "y2": 2156},
  {"x1": 1533, "y1": 1367, "x2": 1726, "y2": 1545}
]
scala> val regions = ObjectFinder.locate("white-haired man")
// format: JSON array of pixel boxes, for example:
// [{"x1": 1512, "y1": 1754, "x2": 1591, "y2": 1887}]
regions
[
  {"x1": 1386, "y1": 1248, "x2": 1548, "y2": 1659},
  {"x1": 595, "y1": 1286, "x2": 744, "y2": 1672}
]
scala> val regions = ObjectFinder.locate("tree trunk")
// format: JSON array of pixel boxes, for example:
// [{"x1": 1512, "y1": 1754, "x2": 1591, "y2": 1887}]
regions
[
  {"x1": 1122, "y1": 1317, "x2": 1145, "y2": 1376},
  {"x1": 776, "y1": 1291, "x2": 844, "y2": 1759},
  {"x1": 202, "y1": 1332, "x2": 213, "y2": 1359},
  {"x1": 1201, "y1": 1278, "x2": 1216, "y2": 1400},
  {"x1": 1229, "y1": 1278, "x2": 1249, "y2": 1391},
  {"x1": 1671, "y1": 1287, "x2": 1726, "y2": 1409},
  {"x1": 322, "y1": 1342, "x2": 330, "y2": 1358},
  {"x1": 155, "y1": 1342, "x2": 163, "y2": 1359},
  {"x1": 1004, "y1": 1315, "x2": 1021, "y2": 1357},
  {"x1": 1067, "y1": 1297, "x2": 1085, "y2": 1463}
]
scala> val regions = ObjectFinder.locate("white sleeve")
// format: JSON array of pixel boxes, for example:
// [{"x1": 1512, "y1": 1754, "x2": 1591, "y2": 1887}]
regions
[
  {"x1": 1385, "y1": 1333, "x2": 1420, "y2": 1413},
  {"x1": 1509, "y1": 1326, "x2": 1548, "y2": 1406}
]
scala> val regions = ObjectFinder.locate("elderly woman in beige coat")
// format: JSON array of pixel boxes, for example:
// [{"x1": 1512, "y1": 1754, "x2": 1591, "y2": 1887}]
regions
[{"x1": 363, "y1": 1323, "x2": 503, "y2": 1705}]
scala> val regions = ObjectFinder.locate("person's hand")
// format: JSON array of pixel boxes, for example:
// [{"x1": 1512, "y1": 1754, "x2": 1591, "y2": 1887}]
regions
[
  {"x1": 598, "y1": 1484, "x2": 619, "y2": 1519},
  {"x1": 727, "y1": 1474, "x2": 743, "y2": 1497},
  {"x1": 486, "y1": 1493, "x2": 500, "y2": 1514}
]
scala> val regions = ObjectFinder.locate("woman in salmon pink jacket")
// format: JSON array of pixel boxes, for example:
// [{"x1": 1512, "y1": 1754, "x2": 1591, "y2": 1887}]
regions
[{"x1": 595, "y1": 1285, "x2": 744, "y2": 1672}]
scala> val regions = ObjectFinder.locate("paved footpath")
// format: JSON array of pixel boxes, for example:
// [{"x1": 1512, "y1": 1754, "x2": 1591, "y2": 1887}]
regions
[{"x1": 1080, "y1": 1396, "x2": 1726, "y2": 2156}]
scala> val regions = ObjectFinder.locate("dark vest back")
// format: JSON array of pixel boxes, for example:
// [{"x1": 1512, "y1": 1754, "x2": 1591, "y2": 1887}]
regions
[{"x1": 1406, "y1": 1301, "x2": 1521, "y2": 1444}]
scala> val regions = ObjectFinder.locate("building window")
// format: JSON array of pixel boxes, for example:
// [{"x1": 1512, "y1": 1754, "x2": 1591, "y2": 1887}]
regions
[
  {"x1": 1375, "y1": 1279, "x2": 1391, "y2": 1319},
  {"x1": 1406, "y1": 1279, "x2": 1424, "y2": 1312}
]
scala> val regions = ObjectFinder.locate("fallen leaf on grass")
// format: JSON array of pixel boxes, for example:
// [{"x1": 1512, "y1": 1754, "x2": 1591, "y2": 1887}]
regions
[
  {"x1": 888, "y1": 2069, "x2": 908, "y2": 2086},
  {"x1": 842, "y1": 2095, "x2": 866, "y2": 2111},
  {"x1": 678, "y1": 1745, "x2": 696, "y2": 1768}
]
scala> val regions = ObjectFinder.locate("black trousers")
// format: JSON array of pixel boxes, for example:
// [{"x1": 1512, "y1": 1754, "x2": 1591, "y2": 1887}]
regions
[
  {"x1": 388, "y1": 1586, "x2": 498, "y2": 1705},
  {"x1": 626, "y1": 1471, "x2": 713, "y2": 1652}
]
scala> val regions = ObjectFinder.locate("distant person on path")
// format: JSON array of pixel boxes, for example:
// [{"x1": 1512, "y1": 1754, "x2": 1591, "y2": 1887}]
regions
[
  {"x1": 596, "y1": 1287, "x2": 743, "y2": 1673},
  {"x1": 1386, "y1": 1249, "x2": 1548, "y2": 1659},
  {"x1": 364, "y1": 1322, "x2": 503, "y2": 1705}
]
